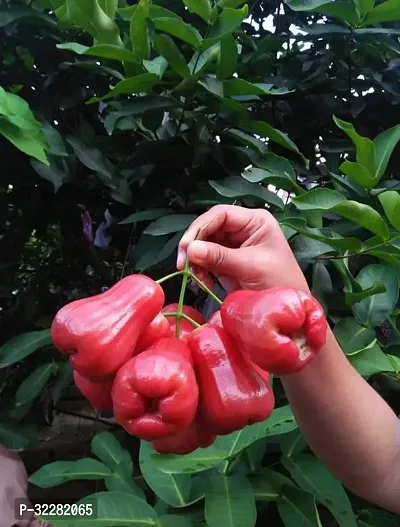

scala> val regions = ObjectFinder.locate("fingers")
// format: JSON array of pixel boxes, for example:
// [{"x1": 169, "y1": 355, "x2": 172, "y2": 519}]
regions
[{"x1": 186, "y1": 240, "x2": 245, "y2": 277}]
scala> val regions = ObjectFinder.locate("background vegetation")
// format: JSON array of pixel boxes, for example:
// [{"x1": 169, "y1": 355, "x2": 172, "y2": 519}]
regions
[{"x1": 1, "y1": 0, "x2": 400, "y2": 525}]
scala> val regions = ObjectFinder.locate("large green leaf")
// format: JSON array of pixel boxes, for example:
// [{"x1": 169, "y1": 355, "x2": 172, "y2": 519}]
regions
[
  {"x1": 243, "y1": 153, "x2": 303, "y2": 194},
  {"x1": 144, "y1": 214, "x2": 197, "y2": 236},
  {"x1": 250, "y1": 468, "x2": 296, "y2": 501},
  {"x1": 31, "y1": 156, "x2": 69, "y2": 192},
  {"x1": 139, "y1": 442, "x2": 191, "y2": 507},
  {"x1": 364, "y1": 0, "x2": 400, "y2": 25},
  {"x1": 0, "y1": 330, "x2": 52, "y2": 369},
  {"x1": 66, "y1": 135, "x2": 114, "y2": 178},
  {"x1": 52, "y1": 362, "x2": 73, "y2": 405},
  {"x1": 224, "y1": 129, "x2": 268, "y2": 155},
  {"x1": 277, "y1": 486, "x2": 322, "y2": 527},
  {"x1": 357, "y1": 508, "x2": 400, "y2": 527},
  {"x1": 15, "y1": 363, "x2": 54, "y2": 406},
  {"x1": 374, "y1": 125, "x2": 400, "y2": 181},
  {"x1": 120, "y1": 208, "x2": 173, "y2": 224},
  {"x1": 205, "y1": 474, "x2": 256, "y2": 527},
  {"x1": 209, "y1": 176, "x2": 284, "y2": 210},
  {"x1": 378, "y1": 191, "x2": 400, "y2": 232},
  {"x1": 43, "y1": 492, "x2": 157, "y2": 526},
  {"x1": 0, "y1": 6, "x2": 57, "y2": 27},
  {"x1": 154, "y1": 34, "x2": 190, "y2": 78},
  {"x1": 57, "y1": 43, "x2": 138, "y2": 63},
  {"x1": 311, "y1": 1, "x2": 359, "y2": 26},
  {"x1": 339, "y1": 161, "x2": 375, "y2": 190},
  {"x1": 348, "y1": 342, "x2": 394, "y2": 377},
  {"x1": 152, "y1": 18, "x2": 202, "y2": 47},
  {"x1": 284, "y1": 0, "x2": 336, "y2": 11},
  {"x1": 116, "y1": 96, "x2": 179, "y2": 116},
  {"x1": 130, "y1": 0, "x2": 150, "y2": 62},
  {"x1": 292, "y1": 188, "x2": 390, "y2": 239},
  {"x1": 91, "y1": 432, "x2": 133, "y2": 472},
  {"x1": 105, "y1": 463, "x2": 145, "y2": 500},
  {"x1": 30, "y1": 459, "x2": 111, "y2": 488},
  {"x1": 88, "y1": 74, "x2": 158, "y2": 102},
  {"x1": 282, "y1": 454, "x2": 357, "y2": 527},
  {"x1": 242, "y1": 120, "x2": 306, "y2": 163},
  {"x1": 98, "y1": 0, "x2": 118, "y2": 19},
  {"x1": 206, "y1": 6, "x2": 249, "y2": 42},
  {"x1": 65, "y1": 0, "x2": 122, "y2": 46},
  {"x1": 224, "y1": 79, "x2": 292, "y2": 97},
  {"x1": 0, "y1": 422, "x2": 38, "y2": 451},
  {"x1": 182, "y1": 0, "x2": 212, "y2": 23},
  {"x1": 333, "y1": 116, "x2": 376, "y2": 177},
  {"x1": 217, "y1": 35, "x2": 238, "y2": 78},
  {"x1": 334, "y1": 318, "x2": 376, "y2": 355},
  {"x1": 352, "y1": 264, "x2": 399, "y2": 327}
]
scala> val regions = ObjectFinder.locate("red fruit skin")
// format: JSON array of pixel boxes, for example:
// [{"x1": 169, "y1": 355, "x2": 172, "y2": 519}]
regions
[
  {"x1": 221, "y1": 287, "x2": 327, "y2": 375},
  {"x1": 135, "y1": 313, "x2": 170, "y2": 354},
  {"x1": 73, "y1": 371, "x2": 113, "y2": 413},
  {"x1": 209, "y1": 310, "x2": 223, "y2": 328},
  {"x1": 151, "y1": 414, "x2": 217, "y2": 455},
  {"x1": 187, "y1": 324, "x2": 275, "y2": 436},
  {"x1": 162, "y1": 304, "x2": 205, "y2": 340},
  {"x1": 51, "y1": 275, "x2": 164, "y2": 381},
  {"x1": 111, "y1": 337, "x2": 198, "y2": 441}
]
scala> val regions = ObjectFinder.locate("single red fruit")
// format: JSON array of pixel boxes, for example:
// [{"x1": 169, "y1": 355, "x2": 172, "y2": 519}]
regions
[
  {"x1": 221, "y1": 287, "x2": 327, "y2": 375},
  {"x1": 73, "y1": 371, "x2": 113, "y2": 413},
  {"x1": 51, "y1": 275, "x2": 164, "y2": 381},
  {"x1": 187, "y1": 324, "x2": 275, "y2": 435},
  {"x1": 112, "y1": 337, "x2": 198, "y2": 440},
  {"x1": 135, "y1": 313, "x2": 170, "y2": 354}
]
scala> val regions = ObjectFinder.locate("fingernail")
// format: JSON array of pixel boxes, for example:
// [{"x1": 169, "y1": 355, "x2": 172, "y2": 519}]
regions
[
  {"x1": 177, "y1": 248, "x2": 185, "y2": 269},
  {"x1": 189, "y1": 241, "x2": 207, "y2": 263}
]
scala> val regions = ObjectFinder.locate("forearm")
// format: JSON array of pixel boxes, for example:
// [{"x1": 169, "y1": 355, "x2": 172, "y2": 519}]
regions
[{"x1": 282, "y1": 327, "x2": 400, "y2": 513}]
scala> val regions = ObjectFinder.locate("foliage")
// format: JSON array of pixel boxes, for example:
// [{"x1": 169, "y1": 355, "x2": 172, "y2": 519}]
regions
[{"x1": 1, "y1": 0, "x2": 400, "y2": 525}]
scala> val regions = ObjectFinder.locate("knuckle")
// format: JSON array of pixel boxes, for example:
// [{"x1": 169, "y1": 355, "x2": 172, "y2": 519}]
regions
[{"x1": 213, "y1": 245, "x2": 227, "y2": 268}]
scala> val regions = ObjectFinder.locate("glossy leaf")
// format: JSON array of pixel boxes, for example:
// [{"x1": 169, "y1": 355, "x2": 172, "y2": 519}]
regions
[
  {"x1": 333, "y1": 116, "x2": 376, "y2": 177},
  {"x1": 284, "y1": 0, "x2": 337, "y2": 11},
  {"x1": 250, "y1": 468, "x2": 295, "y2": 501},
  {"x1": 57, "y1": 43, "x2": 139, "y2": 63},
  {"x1": 339, "y1": 161, "x2": 375, "y2": 189},
  {"x1": 349, "y1": 342, "x2": 394, "y2": 377},
  {"x1": 66, "y1": 136, "x2": 114, "y2": 178},
  {"x1": 88, "y1": 74, "x2": 158, "y2": 102},
  {"x1": 30, "y1": 459, "x2": 111, "y2": 488},
  {"x1": 209, "y1": 176, "x2": 284, "y2": 210},
  {"x1": 154, "y1": 34, "x2": 190, "y2": 78},
  {"x1": 152, "y1": 18, "x2": 202, "y2": 47},
  {"x1": 105, "y1": 463, "x2": 145, "y2": 500},
  {"x1": 91, "y1": 432, "x2": 132, "y2": 472},
  {"x1": 207, "y1": 7, "x2": 249, "y2": 42},
  {"x1": 15, "y1": 363, "x2": 54, "y2": 406},
  {"x1": 224, "y1": 129, "x2": 268, "y2": 155},
  {"x1": 120, "y1": 208, "x2": 173, "y2": 224},
  {"x1": 139, "y1": 441, "x2": 191, "y2": 507},
  {"x1": 353, "y1": 264, "x2": 399, "y2": 327},
  {"x1": 0, "y1": 330, "x2": 51, "y2": 369},
  {"x1": 224, "y1": 79, "x2": 292, "y2": 96},
  {"x1": 280, "y1": 429, "x2": 307, "y2": 458},
  {"x1": 217, "y1": 35, "x2": 238, "y2": 78},
  {"x1": 374, "y1": 124, "x2": 400, "y2": 181},
  {"x1": 334, "y1": 318, "x2": 376, "y2": 355},
  {"x1": 364, "y1": 0, "x2": 400, "y2": 25},
  {"x1": 378, "y1": 191, "x2": 400, "y2": 232},
  {"x1": 282, "y1": 454, "x2": 357, "y2": 527},
  {"x1": 292, "y1": 188, "x2": 390, "y2": 239},
  {"x1": 182, "y1": 0, "x2": 212, "y2": 23},
  {"x1": 130, "y1": 0, "x2": 150, "y2": 62},
  {"x1": 277, "y1": 485, "x2": 322, "y2": 527},
  {"x1": 144, "y1": 214, "x2": 197, "y2": 236},
  {"x1": 205, "y1": 474, "x2": 256, "y2": 527}
]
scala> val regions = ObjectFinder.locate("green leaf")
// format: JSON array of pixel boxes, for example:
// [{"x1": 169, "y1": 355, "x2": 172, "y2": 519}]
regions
[
  {"x1": 140, "y1": 442, "x2": 191, "y2": 507},
  {"x1": 143, "y1": 56, "x2": 169, "y2": 78},
  {"x1": 206, "y1": 6, "x2": 249, "y2": 42},
  {"x1": 339, "y1": 161, "x2": 375, "y2": 190},
  {"x1": 98, "y1": 0, "x2": 118, "y2": 19},
  {"x1": 189, "y1": 44, "x2": 220, "y2": 74},
  {"x1": 0, "y1": 329, "x2": 51, "y2": 369},
  {"x1": 65, "y1": 0, "x2": 122, "y2": 46},
  {"x1": 374, "y1": 125, "x2": 400, "y2": 181},
  {"x1": 291, "y1": 236, "x2": 334, "y2": 261},
  {"x1": 250, "y1": 468, "x2": 295, "y2": 501},
  {"x1": 144, "y1": 214, "x2": 197, "y2": 236},
  {"x1": 130, "y1": 0, "x2": 150, "y2": 62},
  {"x1": 217, "y1": 35, "x2": 238, "y2": 78},
  {"x1": 209, "y1": 176, "x2": 284, "y2": 210},
  {"x1": 345, "y1": 283, "x2": 387, "y2": 307},
  {"x1": 280, "y1": 430, "x2": 307, "y2": 458},
  {"x1": 0, "y1": 117, "x2": 48, "y2": 164},
  {"x1": 311, "y1": 2, "x2": 359, "y2": 26},
  {"x1": 242, "y1": 120, "x2": 306, "y2": 163},
  {"x1": 0, "y1": 6, "x2": 57, "y2": 27},
  {"x1": 284, "y1": 0, "x2": 337, "y2": 11},
  {"x1": 31, "y1": 156, "x2": 69, "y2": 193},
  {"x1": 353, "y1": 264, "x2": 399, "y2": 327},
  {"x1": 15, "y1": 363, "x2": 54, "y2": 406},
  {"x1": 120, "y1": 208, "x2": 173, "y2": 225},
  {"x1": 29, "y1": 459, "x2": 111, "y2": 488},
  {"x1": 154, "y1": 34, "x2": 190, "y2": 78},
  {"x1": 333, "y1": 116, "x2": 376, "y2": 177},
  {"x1": 182, "y1": 0, "x2": 212, "y2": 22},
  {"x1": 159, "y1": 516, "x2": 193, "y2": 527},
  {"x1": 277, "y1": 486, "x2": 322, "y2": 527},
  {"x1": 52, "y1": 362, "x2": 73, "y2": 405},
  {"x1": 282, "y1": 454, "x2": 357, "y2": 527},
  {"x1": 334, "y1": 318, "x2": 376, "y2": 355},
  {"x1": 105, "y1": 463, "x2": 145, "y2": 500},
  {"x1": 66, "y1": 135, "x2": 114, "y2": 178},
  {"x1": 116, "y1": 96, "x2": 179, "y2": 116},
  {"x1": 43, "y1": 492, "x2": 157, "y2": 526},
  {"x1": 243, "y1": 153, "x2": 303, "y2": 194},
  {"x1": 88, "y1": 74, "x2": 158, "y2": 103},
  {"x1": 224, "y1": 129, "x2": 268, "y2": 155},
  {"x1": 357, "y1": 508, "x2": 400, "y2": 527},
  {"x1": 218, "y1": 0, "x2": 247, "y2": 7},
  {"x1": 58, "y1": 43, "x2": 139, "y2": 63},
  {"x1": 292, "y1": 188, "x2": 390, "y2": 239},
  {"x1": 42, "y1": 121, "x2": 68, "y2": 157},
  {"x1": 364, "y1": 0, "x2": 400, "y2": 25},
  {"x1": 92, "y1": 431, "x2": 132, "y2": 472},
  {"x1": 349, "y1": 342, "x2": 394, "y2": 377},
  {"x1": 0, "y1": 422, "x2": 38, "y2": 451},
  {"x1": 153, "y1": 18, "x2": 202, "y2": 47},
  {"x1": 280, "y1": 217, "x2": 362, "y2": 252},
  {"x1": 378, "y1": 191, "x2": 400, "y2": 232},
  {"x1": 205, "y1": 474, "x2": 256, "y2": 527},
  {"x1": 224, "y1": 79, "x2": 290, "y2": 96}
]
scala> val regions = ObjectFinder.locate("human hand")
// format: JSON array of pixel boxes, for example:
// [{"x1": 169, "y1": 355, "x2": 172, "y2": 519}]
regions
[{"x1": 177, "y1": 205, "x2": 309, "y2": 293}]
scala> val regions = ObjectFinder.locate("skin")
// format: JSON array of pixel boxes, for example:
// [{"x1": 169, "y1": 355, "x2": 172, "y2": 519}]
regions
[{"x1": 177, "y1": 204, "x2": 400, "y2": 514}]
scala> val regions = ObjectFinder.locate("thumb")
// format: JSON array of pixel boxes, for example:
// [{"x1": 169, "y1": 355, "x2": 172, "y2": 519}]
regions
[{"x1": 187, "y1": 240, "x2": 244, "y2": 277}]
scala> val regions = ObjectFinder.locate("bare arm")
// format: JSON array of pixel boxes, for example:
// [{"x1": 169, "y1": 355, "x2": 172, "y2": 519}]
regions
[
  {"x1": 282, "y1": 327, "x2": 400, "y2": 513},
  {"x1": 178, "y1": 204, "x2": 400, "y2": 512}
]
